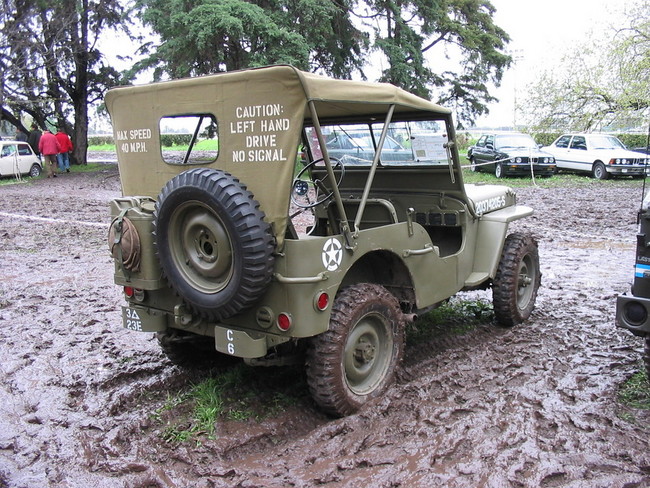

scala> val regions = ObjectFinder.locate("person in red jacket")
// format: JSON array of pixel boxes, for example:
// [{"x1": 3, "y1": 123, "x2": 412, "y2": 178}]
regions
[
  {"x1": 55, "y1": 128, "x2": 74, "y2": 172},
  {"x1": 39, "y1": 130, "x2": 61, "y2": 178}
]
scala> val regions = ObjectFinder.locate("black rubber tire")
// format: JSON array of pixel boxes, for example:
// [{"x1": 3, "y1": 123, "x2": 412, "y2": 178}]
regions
[
  {"x1": 156, "y1": 330, "x2": 237, "y2": 369},
  {"x1": 643, "y1": 336, "x2": 650, "y2": 383},
  {"x1": 495, "y1": 163, "x2": 503, "y2": 178},
  {"x1": 493, "y1": 233, "x2": 541, "y2": 326},
  {"x1": 593, "y1": 161, "x2": 609, "y2": 180},
  {"x1": 306, "y1": 283, "x2": 405, "y2": 417},
  {"x1": 154, "y1": 168, "x2": 274, "y2": 321},
  {"x1": 29, "y1": 163, "x2": 41, "y2": 177}
]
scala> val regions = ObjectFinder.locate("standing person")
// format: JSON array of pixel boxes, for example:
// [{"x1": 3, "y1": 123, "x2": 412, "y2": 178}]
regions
[
  {"x1": 55, "y1": 128, "x2": 73, "y2": 173},
  {"x1": 39, "y1": 129, "x2": 61, "y2": 178},
  {"x1": 28, "y1": 124, "x2": 42, "y2": 159},
  {"x1": 15, "y1": 128, "x2": 28, "y2": 142}
]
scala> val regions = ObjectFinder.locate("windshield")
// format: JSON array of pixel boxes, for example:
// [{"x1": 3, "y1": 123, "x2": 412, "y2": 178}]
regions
[
  {"x1": 590, "y1": 135, "x2": 626, "y2": 150},
  {"x1": 305, "y1": 120, "x2": 449, "y2": 166},
  {"x1": 495, "y1": 134, "x2": 537, "y2": 150}
]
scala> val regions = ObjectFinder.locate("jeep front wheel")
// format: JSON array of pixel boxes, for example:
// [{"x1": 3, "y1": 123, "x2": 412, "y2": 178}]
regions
[
  {"x1": 306, "y1": 283, "x2": 405, "y2": 417},
  {"x1": 154, "y1": 168, "x2": 274, "y2": 321},
  {"x1": 493, "y1": 233, "x2": 541, "y2": 326}
]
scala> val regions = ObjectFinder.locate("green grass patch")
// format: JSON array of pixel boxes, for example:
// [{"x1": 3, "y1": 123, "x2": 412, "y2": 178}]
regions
[
  {"x1": 88, "y1": 143, "x2": 116, "y2": 151},
  {"x1": 407, "y1": 298, "x2": 494, "y2": 344},
  {"x1": 618, "y1": 367, "x2": 650, "y2": 410},
  {"x1": 155, "y1": 363, "x2": 308, "y2": 444}
]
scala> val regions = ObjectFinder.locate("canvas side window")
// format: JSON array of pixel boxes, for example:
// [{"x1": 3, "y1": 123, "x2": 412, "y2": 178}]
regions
[{"x1": 159, "y1": 114, "x2": 218, "y2": 165}]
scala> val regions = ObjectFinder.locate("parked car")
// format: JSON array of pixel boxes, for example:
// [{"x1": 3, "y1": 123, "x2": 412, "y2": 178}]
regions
[
  {"x1": 0, "y1": 140, "x2": 42, "y2": 178},
  {"x1": 322, "y1": 127, "x2": 413, "y2": 164},
  {"x1": 543, "y1": 133, "x2": 649, "y2": 180},
  {"x1": 467, "y1": 132, "x2": 556, "y2": 178}
]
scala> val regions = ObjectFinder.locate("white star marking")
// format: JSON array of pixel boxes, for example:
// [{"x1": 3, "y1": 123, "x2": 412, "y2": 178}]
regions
[{"x1": 322, "y1": 238, "x2": 343, "y2": 271}]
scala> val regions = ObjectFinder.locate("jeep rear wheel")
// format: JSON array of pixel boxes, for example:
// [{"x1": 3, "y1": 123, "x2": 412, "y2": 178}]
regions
[
  {"x1": 306, "y1": 283, "x2": 404, "y2": 417},
  {"x1": 493, "y1": 233, "x2": 541, "y2": 326},
  {"x1": 154, "y1": 168, "x2": 274, "y2": 321}
]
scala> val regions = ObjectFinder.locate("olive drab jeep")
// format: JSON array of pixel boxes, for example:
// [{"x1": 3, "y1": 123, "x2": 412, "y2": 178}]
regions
[{"x1": 106, "y1": 65, "x2": 541, "y2": 417}]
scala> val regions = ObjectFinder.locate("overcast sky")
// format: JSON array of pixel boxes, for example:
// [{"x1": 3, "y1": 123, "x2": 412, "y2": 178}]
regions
[{"x1": 475, "y1": 0, "x2": 633, "y2": 127}]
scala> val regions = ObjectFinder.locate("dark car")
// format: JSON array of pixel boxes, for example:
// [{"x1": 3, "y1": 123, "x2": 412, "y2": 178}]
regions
[{"x1": 468, "y1": 132, "x2": 556, "y2": 178}]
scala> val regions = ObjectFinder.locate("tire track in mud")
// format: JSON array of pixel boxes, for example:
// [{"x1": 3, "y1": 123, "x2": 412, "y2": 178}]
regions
[{"x1": 0, "y1": 173, "x2": 649, "y2": 487}]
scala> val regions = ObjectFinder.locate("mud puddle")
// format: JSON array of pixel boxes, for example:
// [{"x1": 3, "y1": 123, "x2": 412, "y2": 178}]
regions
[{"x1": 0, "y1": 168, "x2": 648, "y2": 487}]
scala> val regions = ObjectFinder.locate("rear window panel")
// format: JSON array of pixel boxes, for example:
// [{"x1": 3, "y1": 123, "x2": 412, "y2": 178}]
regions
[{"x1": 159, "y1": 114, "x2": 218, "y2": 165}]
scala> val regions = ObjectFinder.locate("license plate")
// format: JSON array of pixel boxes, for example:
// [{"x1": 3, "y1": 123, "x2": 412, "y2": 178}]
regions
[{"x1": 122, "y1": 305, "x2": 167, "y2": 332}]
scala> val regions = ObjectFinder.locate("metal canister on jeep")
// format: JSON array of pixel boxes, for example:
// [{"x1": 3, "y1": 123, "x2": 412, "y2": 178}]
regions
[{"x1": 106, "y1": 65, "x2": 540, "y2": 416}]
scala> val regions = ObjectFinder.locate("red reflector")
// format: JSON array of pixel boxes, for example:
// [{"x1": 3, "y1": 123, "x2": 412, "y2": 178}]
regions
[
  {"x1": 124, "y1": 286, "x2": 134, "y2": 298},
  {"x1": 277, "y1": 313, "x2": 292, "y2": 331},
  {"x1": 316, "y1": 292, "x2": 329, "y2": 311}
]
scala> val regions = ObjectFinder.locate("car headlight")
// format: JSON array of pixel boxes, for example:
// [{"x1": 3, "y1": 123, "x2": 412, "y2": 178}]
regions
[{"x1": 515, "y1": 157, "x2": 522, "y2": 163}]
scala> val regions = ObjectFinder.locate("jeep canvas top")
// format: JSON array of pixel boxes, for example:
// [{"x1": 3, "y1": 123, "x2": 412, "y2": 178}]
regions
[{"x1": 106, "y1": 65, "x2": 540, "y2": 416}]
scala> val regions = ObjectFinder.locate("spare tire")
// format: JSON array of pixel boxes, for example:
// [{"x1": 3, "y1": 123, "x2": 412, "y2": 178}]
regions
[{"x1": 154, "y1": 168, "x2": 275, "y2": 321}]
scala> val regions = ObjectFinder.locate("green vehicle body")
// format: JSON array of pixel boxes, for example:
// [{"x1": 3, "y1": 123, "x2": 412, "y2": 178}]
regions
[{"x1": 106, "y1": 65, "x2": 539, "y2": 416}]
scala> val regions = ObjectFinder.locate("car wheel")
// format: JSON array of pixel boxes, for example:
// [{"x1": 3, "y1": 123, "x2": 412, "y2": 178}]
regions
[
  {"x1": 156, "y1": 330, "x2": 238, "y2": 369},
  {"x1": 495, "y1": 163, "x2": 503, "y2": 178},
  {"x1": 493, "y1": 233, "x2": 541, "y2": 326},
  {"x1": 592, "y1": 161, "x2": 609, "y2": 180},
  {"x1": 306, "y1": 283, "x2": 405, "y2": 417},
  {"x1": 29, "y1": 163, "x2": 41, "y2": 177},
  {"x1": 154, "y1": 168, "x2": 275, "y2": 321}
]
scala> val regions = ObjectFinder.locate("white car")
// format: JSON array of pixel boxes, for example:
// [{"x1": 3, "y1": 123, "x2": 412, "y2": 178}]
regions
[
  {"x1": 543, "y1": 133, "x2": 649, "y2": 180},
  {"x1": 0, "y1": 141, "x2": 42, "y2": 178}
]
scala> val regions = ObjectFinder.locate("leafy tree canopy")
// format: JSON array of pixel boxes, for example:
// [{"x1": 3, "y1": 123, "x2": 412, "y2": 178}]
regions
[
  {"x1": 0, "y1": 0, "x2": 131, "y2": 162},
  {"x1": 521, "y1": 0, "x2": 649, "y2": 132},
  {"x1": 134, "y1": 0, "x2": 511, "y2": 126}
]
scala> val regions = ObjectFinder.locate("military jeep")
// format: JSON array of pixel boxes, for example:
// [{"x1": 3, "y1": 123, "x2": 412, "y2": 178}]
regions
[{"x1": 106, "y1": 65, "x2": 540, "y2": 416}]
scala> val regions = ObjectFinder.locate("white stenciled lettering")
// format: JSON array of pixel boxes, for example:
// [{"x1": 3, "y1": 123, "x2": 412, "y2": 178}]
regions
[
  {"x1": 230, "y1": 120, "x2": 256, "y2": 133},
  {"x1": 247, "y1": 149, "x2": 286, "y2": 162},
  {"x1": 236, "y1": 104, "x2": 282, "y2": 118},
  {"x1": 245, "y1": 134, "x2": 277, "y2": 147},
  {"x1": 260, "y1": 118, "x2": 290, "y2": 131},
  {"x1": 475, "y1": 195, "x2": 507, "y2": 215}
]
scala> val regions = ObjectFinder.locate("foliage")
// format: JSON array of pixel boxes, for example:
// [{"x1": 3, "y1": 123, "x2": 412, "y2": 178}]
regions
[
  {"x1": 365, "y1": 0, "x2": 511, "y2": 126},
  {"x1": 0, "y1": 0, "x2": 133, "y2": 164},
  {"x1": 521, "y1": 0, "x2": 650, "y2": 132},
  {"x1": 133, "y1": 0, "x2": 510, "y2": 127},
  {"x1": 618, "y1": 367, "x2": 650, "y2": 411},
  {"x1": 133, "y1": 0, "x2": 366, "y2": 80}
]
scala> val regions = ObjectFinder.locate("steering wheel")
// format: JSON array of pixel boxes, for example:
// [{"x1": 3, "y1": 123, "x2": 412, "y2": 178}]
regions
[{"x1": 291, "y1": 157, "x2": 345, "y2": 209}]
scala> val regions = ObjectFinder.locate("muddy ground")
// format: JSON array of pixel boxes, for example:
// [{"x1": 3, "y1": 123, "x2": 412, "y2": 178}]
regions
[{"x1": 0, "y1": 164, "x2": 649, "y2": 488}]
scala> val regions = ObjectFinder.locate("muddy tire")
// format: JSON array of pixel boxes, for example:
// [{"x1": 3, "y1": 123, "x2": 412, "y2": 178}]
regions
[
  {"x1": 154, "y1": 168, "x2": 274, "y2": 321},
  {"x1": 156, "y1": 330, "x2": 237, "y2": 369},
  {"x1": 306, "y1": 283, "x2": 405, "y2": 417},
  {"x1": 493, "y1": 233, "x2": 541, "y2": 326},
  {"x1": 593, "y1": 162, "x2": 609, "y2": 180}
]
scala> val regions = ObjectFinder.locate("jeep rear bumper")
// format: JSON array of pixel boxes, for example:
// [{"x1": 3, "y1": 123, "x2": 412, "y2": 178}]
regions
[{"x1": 616, "y1": 293, "x2": 650, "y2": 336}]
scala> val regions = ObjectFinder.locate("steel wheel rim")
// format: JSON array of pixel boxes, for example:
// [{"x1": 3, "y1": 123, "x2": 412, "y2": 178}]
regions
[
  {"x1": 516, "y1": 253, "x2": 536, "y2": 309},
  {"x1": 168, "y1": 201, "x2": 234, "y2": 294},
  {"x1": 344, "y1": 313, "x2": 393, "y2": 395}
]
